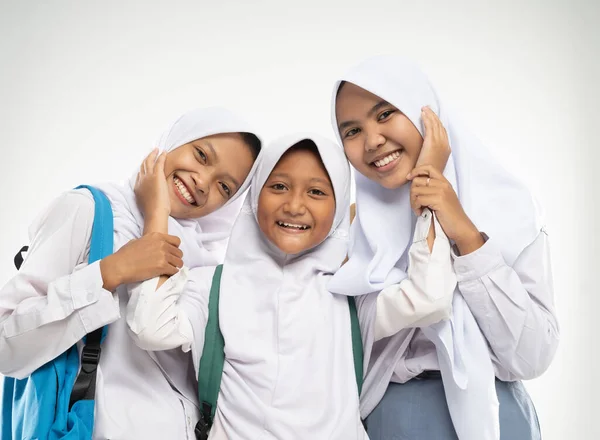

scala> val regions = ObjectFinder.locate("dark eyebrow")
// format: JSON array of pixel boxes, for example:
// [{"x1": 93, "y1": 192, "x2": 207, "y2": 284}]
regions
[
  {"x1": 368, "y1": 100, "x2": 392, "y2": 117},
  {"x1": 193, "y1": 140, "x2": 217, "y2": 162},
  {"x1": 338, "y1": 100, "x2": 392, "y2": 131},
  {"x1": 310, "y1": 177, "x2": 333, "y2": 188}
]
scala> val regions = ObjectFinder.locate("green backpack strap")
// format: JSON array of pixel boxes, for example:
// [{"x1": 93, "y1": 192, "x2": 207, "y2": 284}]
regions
[
  {"x1": 347, "y1": 296, "x2": 364, "y2": 396},
  {"x1": 195, "y1": 265, "x2": 225, "y2": 440}
]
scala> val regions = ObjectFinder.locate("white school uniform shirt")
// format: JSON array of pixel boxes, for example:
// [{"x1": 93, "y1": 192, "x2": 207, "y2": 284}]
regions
[
  {"x1": 128, "y1": 133, "x2": 389, "y2": 440},
  {"x1": 0, "y1": 107, "x2": 262, "y2": 439},
  {"x1": 328, "y1": 56, "x2": 559, "y2": 439}
]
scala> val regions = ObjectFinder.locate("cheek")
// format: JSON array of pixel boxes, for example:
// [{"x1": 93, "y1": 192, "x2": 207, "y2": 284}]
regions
[
  {"x1": 256, "y1": 194, "x2": 274, "y2": 235},
  {"x1": 315, "y1": 203, "x2": 336, "y2": 236},
  {"x1": 343, "y1": 142, "x2": 366, "y2": 168}
]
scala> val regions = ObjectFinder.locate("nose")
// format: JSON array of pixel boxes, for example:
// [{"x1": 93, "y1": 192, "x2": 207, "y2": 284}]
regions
[
  {"x1": 283, "y1": 193, "x2": 307, "y2": 216},
  {"x1": 190, "y1": 172, "x2": 209, "y2": 204},
  {"x1": 364, "y1": 130, "x2": 385, "y2": 152}
]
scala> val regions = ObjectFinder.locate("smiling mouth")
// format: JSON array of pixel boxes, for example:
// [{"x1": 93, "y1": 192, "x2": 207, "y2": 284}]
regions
[
  {"x1": 173, "y1": 175, "x2": 197, "y2": 206},
  {"x1": 370, "y1": 150, "x2": 403, "y2": 169},
  {"x1": 276, "y1": 221, "x2": 311, "y2": 232}
]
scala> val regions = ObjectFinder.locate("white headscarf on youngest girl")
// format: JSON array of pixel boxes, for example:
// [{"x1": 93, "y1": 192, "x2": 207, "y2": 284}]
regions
[
  {"x1": 210, "y1": 133, "x2": 367, "y2": 439},
  {"x1": 328, "y1": 56, "x2": 543, "y2": 440}
]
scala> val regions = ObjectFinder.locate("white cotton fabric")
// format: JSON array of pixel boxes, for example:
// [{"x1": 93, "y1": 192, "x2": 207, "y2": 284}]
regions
[
  {"x1": 96, "y1": 106, "x2": 261, "y2": 267},
  {"x1": 328, "y1": 55, "x2": 543, "y2": 440},
  {"x1": 211, "y1": 133, "x2": 367, "y2": 439}
]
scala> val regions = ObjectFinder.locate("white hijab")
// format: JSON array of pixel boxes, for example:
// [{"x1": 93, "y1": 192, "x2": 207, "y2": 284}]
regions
[
  {"x1": 328, "y1": 56, "x2": 543, "y2": 439},
  {"x1": 96, "y1": 106, "x2": 261, "y2": 267},
  {"x1": 212, "y1": 134, "x2": 367, "y2": 439}
]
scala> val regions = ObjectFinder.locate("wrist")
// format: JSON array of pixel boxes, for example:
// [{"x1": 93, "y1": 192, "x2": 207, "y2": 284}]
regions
[
  {"x1": 143, "y1": 211, "x2": 169, "y2": 235},
  {"x1": 100, "y1": 255, "x2": 123, "y2": 291},
  {"x1": 453, "y1": 226, "x2": 485, "y2": 256}
]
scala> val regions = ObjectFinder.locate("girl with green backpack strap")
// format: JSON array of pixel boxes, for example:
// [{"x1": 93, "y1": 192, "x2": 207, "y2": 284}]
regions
[
  {"x1": 0, "y1": 107, "x2": 262, "y2": 440},
  {"x1": 127, "y1": 133, "x2": 367, "y2": 439}
]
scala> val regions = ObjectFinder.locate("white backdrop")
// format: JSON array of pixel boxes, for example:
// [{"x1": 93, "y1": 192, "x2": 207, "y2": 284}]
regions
[{"x1": 1, "y1": 1, "x2": 598, "y2": 438}]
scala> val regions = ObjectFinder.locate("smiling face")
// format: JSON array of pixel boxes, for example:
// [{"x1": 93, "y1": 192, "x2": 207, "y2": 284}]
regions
[
  {"x1": 335, "y1": 82, "x2": 424, "y2": 189},
  {"x1": 257, "y1": 141, "x2": 336, "y2": 255},
  {"x1": 164, "y1": 132, "x2": 256, "y2": 219}
]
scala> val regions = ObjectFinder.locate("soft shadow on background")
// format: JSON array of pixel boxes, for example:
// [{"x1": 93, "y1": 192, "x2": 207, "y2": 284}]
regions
[{"x1": 0, "y1": 1, "x2": 598, "y2": 438}]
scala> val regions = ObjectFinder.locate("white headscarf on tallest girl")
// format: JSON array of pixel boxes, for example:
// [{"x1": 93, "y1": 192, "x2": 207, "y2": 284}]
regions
[{"x1": 328, "y1": 56, "x2": 543, "y2": 440}]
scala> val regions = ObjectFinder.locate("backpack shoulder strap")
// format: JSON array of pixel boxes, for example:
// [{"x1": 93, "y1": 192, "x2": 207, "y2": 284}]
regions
[
  {"x1": 347, "y1": 296, "x2": 364, "y2": 396},
  {"x1": 69, "y1": 185, "x2": 114, "y2": 408},
  {"x1": 196, "y1": 264, "x2": 225, "y2": 440}
]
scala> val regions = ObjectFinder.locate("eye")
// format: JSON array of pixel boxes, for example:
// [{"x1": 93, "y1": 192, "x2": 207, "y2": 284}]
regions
[
  {"x1": 377, "y1": 110, "x2": 395, "y2": 121},
  {"x1": 344, "y1": 128, "x2": 360, "y2": 138},
  {"x1": 309, "y1": 189, "x2": 327, "y2": 196},
  {"x1": 195, "y1": 147, "x2": 207, "y2": 163},
  {"x1": 219, "y1": 182, "x2": 231, "y2": 197},
  {"x1": 270, "y1": 183, "x2": 287, "y2": 191}
]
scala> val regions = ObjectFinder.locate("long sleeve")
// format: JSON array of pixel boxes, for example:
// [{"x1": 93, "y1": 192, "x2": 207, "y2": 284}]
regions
[
  {"x1": 0, "y1": 190, "x2": 121, "y2": 379},
  {"x1": 453, "y1": 228, "x2": 558, "y2": 380},
  {"x1": 374, "y1": 209, "x2": 456, "y2": 341},
  {"x1": 126, "y1": 265, "x2": 213, "y2": 374}
]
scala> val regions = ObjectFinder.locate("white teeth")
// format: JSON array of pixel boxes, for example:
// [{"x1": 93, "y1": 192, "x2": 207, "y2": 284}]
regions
[
  {"x1": 374, "y1": 150, "x2": 401, "y2": 168},
  {"x1": 174, "y1": 177, "x2": 196, "y2": 204},
  {"x1": 277, "y1": 221, "x2": 310, "y2": 230}
]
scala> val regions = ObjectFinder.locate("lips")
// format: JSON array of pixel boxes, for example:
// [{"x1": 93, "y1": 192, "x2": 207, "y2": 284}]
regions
[
  {"x1": 371, "y1": 150, "x2": 402, "y2": 168},
  {"x1": 276, "y1": 220, "x2": 311, "y2": 231},
  {"x1": 173, "y1": 175, "x2": 197, "y2": 205}
]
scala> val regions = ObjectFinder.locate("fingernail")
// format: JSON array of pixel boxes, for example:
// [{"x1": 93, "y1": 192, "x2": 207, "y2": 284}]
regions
[{"x1": 406, "y1": 173, "x2": 412, "y2": 179}]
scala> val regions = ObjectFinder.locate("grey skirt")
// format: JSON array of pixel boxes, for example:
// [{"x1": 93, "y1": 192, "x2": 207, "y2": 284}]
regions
[{"x1": 365, "y1": 376, "x2": 541, "y2": 440}]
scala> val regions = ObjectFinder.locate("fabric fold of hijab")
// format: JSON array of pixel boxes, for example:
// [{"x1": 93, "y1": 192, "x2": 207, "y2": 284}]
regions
[
  {"x1": 328, "y1": 56, "x2": 542, "y2": 440},
  {"x1": 95, "y1": 106, "x2": 261, "y2": 268}
]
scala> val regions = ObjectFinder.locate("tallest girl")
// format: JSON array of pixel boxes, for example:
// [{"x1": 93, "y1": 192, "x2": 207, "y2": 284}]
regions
[{"x1": 330, "y1": 55, "x2": 558, "y2": 439}]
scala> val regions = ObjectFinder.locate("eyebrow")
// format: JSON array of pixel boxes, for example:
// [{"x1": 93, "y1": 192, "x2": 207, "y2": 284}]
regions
[
  {"x1": 270, "y1": 173, "x2": 332, "y2": 188},
  {"x1": 338, "y1": 100, "x2": 391, "y2": 131},
  {"x1": 309, "y1": 177, "x2": 333, "y2": 188}
]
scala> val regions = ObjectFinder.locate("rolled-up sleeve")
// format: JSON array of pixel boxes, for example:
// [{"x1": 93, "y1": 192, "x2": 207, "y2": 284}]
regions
[
  {"x1": 453, "y1": 228, "x2": 559, "y2": 379},
  {"x1": 374, "y1": 210, "x2": 456, "y2": 341}
]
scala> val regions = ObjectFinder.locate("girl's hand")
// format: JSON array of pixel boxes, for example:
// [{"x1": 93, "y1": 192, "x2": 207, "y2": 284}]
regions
[
  {"x1": 408, "y1": 165, "x2": 484, "y2": 255},
  {"x1": 415, "y1": 106, "x2": 451, "y2": 172},
  {"x1": 100, "y1": 233, "x2": 183, "y2": 291},
  {"x1": 134, "y1": 149, "x2": 170, "y2": 233}
]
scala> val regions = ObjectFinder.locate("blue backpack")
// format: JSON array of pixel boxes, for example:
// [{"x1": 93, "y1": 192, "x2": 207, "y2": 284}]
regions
[{"x1": 1, "y1": 185, "x2": 113, "y2": 440}]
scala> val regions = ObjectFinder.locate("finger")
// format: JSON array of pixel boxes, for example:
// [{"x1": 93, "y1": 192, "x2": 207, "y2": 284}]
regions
[
  {"x1": 162, "y1": 261, "x2": 180, "y2": 276},
  {"x1": 411, "y1": 194, "x2": 443, "y2": 211},
  {"x1": 411, "y1": 186, "x2": 440, "y2": 200},
  {"x1": 166, "y1": 243, "x2": 184, "y2": 259},
  {"x1": 166, "y1": 254, "x2": 184, "y2": 270},
  {"x1": 424, "y1": 107, "x2": 443, "y2": 139},
  {"x1": 411, "y1": 176, "x2": 444, "y2": 188},
  {"x1": 421, "y1": 107, "x2": 434, "y2": 139},
  {"x1": 407, "y1": 164, "x2": 444, "y2": 180},
  {"x1": 144, "y1": 148, "x2": 159, "y2": 174},
  {"x1": 163, "y1": 234, "x2": 182, "y2": 248},
  {"x1": 410, "y1": 194, "x2": 425, "y2": 216},
  {"x1": 154, "y1": 151, "x2": 167, "y2": 176}
]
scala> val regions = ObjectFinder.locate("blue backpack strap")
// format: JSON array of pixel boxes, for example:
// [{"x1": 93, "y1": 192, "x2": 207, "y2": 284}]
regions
[
  {"x1": 2, "y1": 185, "x2": 115, "y2": 440},
  {"x1": 195, "y1": 265, "x2": 225, "y2": 440},
  {"x1": 68, "y1": 185, "x2": 114, "y2": 408}
]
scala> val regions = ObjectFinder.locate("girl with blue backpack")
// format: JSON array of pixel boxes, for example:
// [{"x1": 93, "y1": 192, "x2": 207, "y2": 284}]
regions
[{"x1": 0, "y1": 107, "x2": 261, "y2": 440}]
